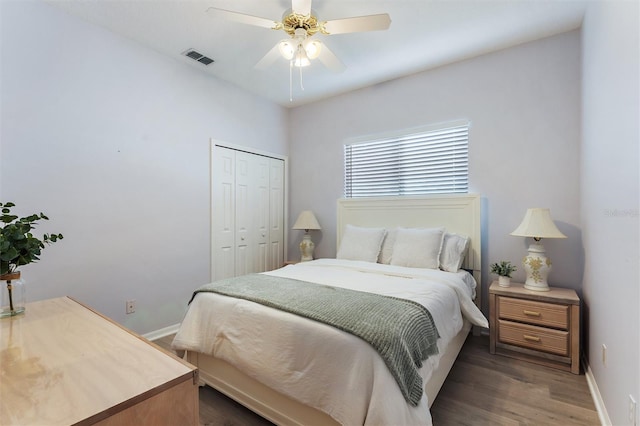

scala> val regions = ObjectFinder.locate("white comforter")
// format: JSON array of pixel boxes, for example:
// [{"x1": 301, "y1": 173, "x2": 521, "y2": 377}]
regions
[{"x1": 172, "y1": 259, "x2": 488, "y2": 425}]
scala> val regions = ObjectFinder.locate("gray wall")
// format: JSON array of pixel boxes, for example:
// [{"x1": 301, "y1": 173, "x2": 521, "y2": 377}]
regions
[
  {"x1": 0, "y1": 0, "x2": 288, "y2": 333},
  {"x1": 288, "y1": 31, "x2": 582, "y2": 315},
  {"x1": 581, "y1": 2, "x2": 639, "y2": 425}
]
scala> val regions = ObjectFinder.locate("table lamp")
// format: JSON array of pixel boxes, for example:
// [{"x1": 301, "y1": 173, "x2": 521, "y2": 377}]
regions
[
  {"x1": 510, "y1": 208, "x2": 567, "y2": 291},
  {"x1": 292, "y1": 210, "x2": 321, "y2": 262}
]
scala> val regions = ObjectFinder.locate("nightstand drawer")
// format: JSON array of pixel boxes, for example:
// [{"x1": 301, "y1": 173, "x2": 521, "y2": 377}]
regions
[
  {"x1": 498, "y1": 320, "x2": 569, "y2": 356},
  {"x1": 498, "y1": 296, "x2": 569, "y2": 329}
]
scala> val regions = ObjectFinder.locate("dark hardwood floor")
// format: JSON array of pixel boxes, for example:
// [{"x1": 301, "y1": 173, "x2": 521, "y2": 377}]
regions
[
  {"x1": 430, "y1": 336, "x2": 599, "y2": 425},
  {"x1": 155, "y1": 334, "x2": 599, "y2": 425}
]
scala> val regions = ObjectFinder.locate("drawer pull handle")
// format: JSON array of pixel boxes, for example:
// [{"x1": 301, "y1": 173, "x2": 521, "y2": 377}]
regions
[
  {"x1": 523, "y1": 310, "x2": 541, "y2": 317},
  {"x1": 523, "y1": 335, "x2": 541, "y2": 342}
]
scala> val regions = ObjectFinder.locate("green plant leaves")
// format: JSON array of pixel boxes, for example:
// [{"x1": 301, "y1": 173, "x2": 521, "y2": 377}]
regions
[
  {"x1": 0, "y1": 202, "x2": 63, "y2": 275},
  {"x1": 490, "y1": 260, "x2": 517, "y2": 278}
]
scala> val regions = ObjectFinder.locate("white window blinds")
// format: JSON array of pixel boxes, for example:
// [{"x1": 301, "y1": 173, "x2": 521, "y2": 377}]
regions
[{"x1": 344, "y1": 122, "x2": 469, "y2": 198}]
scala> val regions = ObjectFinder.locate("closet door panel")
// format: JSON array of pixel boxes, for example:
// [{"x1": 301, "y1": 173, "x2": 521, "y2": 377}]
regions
[
  {"x1": 217, "y1": 182, "x2": 235, "y2": 280},
  {"x1": 235, "y1": 151, "x2": 253, "y2": 276},
  {"x1": 212, "y1": 147, "x2": 235, "y2": 280},
  {"x1": 254, "y1": 156, "x2": 270, "y2": 273},
  {"x1": 268, "y1": 159, "x2": 285, "y2": 270}
]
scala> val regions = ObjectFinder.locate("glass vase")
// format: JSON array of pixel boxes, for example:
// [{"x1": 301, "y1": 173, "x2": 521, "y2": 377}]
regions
[{"x1": 0, "y1": 272, "x2": 26, "y2": 317}]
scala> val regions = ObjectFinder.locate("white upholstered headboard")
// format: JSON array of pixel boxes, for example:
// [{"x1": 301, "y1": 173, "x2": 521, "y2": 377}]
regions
[{"x1": 337, "y1": 194, "x2": 482, "y2": 302}]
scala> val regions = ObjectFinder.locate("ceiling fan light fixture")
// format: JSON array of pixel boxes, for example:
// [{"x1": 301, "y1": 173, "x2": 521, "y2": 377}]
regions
[
  {"x1": 293, "y1": 46, "x2": 310, "y2": 67},
  {"x1": 293, "y1": 56, "x2": 311, "y2": 67},
  {"x1": 278, "y1": 40, "x2": 296, "y2": 60},
  {"x1": 303, "y1": 38, "x2": 322, "y2": 59}
]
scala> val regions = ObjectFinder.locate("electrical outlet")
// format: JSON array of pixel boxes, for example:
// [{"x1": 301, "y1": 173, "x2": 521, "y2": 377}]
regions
[
  {"x1": 601, "y1": 344, "x2": 607, "y2": 366},
  {"x1": 126, "y1": 299, "x2": 136, "y2": 314},
  {"x1": 629, "y1": 395, "x2": 637, "y2": 425}
]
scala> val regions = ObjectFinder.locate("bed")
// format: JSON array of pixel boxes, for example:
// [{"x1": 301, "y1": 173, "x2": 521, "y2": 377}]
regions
[{"x1": 172, "y1": 194, "x2": 487, "y2": 425}]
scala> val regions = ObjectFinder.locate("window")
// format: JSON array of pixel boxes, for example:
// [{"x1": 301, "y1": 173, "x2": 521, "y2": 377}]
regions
[{"x1": 344, "y1": 121, "x2": 469, "y2": 198}]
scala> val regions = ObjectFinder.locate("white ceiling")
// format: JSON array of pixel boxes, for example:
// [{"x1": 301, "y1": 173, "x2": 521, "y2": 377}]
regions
[{"x1": 45, "y1": 0, "x2": 588, "y2": 107}]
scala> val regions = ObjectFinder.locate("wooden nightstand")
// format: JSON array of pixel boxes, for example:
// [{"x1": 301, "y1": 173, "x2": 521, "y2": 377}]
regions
[{"x1": 489, "y1": 281, "x2": 580, "y2": 374}]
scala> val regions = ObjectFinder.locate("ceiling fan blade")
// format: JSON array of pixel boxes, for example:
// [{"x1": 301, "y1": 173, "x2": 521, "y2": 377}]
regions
[
  {"x1": 292, "y1": 0, "x2": 312, "y2": 16},
  {"x1": 206, "y1": 7, "x2": 279, "y2": 30},
  {"x1": 322, "y1": 14, "x2": 391, "y2": 35},
  {"x1": 255, "y1": 44, "x2": 283, "y2": 70},
  {"x1": 317, "y1": 43, "x2": 345, "y2": 72}
]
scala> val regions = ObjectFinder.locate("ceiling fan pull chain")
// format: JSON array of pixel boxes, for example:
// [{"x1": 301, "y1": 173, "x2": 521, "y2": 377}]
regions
[{"x1": 299, "y1": 62, "x2": 305, "y2": 91}]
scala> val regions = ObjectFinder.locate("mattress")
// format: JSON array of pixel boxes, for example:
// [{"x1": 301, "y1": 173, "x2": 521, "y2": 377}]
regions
[{"x1": 172, "y1": 259, "x2": 488, "y2": 425}]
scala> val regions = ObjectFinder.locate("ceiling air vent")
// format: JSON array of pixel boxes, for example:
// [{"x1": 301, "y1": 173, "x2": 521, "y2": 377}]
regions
[{"x1": 183, "y1": 49, "x2": 214, "y2": 66}]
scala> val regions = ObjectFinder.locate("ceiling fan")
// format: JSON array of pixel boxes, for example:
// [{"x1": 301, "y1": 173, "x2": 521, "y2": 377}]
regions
[{"x1": 207, "y1": 0, "x2": 391, "y2": 72}]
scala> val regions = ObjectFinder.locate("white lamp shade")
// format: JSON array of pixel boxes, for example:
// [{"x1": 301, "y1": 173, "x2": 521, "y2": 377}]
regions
[
  {"x1": 292, "y1": 210, "x2": 321, "y2": 231},
  {"x1": 510, "y1": 208, "x2": 566, "y2": 239}
]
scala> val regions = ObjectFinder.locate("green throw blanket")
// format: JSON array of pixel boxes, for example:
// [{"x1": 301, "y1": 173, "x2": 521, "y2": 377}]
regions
[{"x1": 190, "y1": 274, "x2": 440, "y2": 406}]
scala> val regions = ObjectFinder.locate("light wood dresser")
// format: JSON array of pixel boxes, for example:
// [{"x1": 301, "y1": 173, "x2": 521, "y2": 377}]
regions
[
  {"x1": 489, "y1": 281, "x2": 580, "y2": 374},
  {"x1": 0, "y1": 297, "x2": 198, "y2": 425}
]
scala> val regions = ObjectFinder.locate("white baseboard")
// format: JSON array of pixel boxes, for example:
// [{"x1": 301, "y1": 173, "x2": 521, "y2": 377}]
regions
[
  {"x1": 143, "y1": 323, "x2": 180, "y2": 342},
  {"x1": 583, "y1": 355, "x2": 612, "y2": 426}
]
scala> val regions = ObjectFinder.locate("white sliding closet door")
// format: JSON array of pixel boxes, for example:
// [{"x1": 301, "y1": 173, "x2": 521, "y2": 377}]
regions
[{"x1": 212, "y1": 145, "x2": 285, "y2": 282}]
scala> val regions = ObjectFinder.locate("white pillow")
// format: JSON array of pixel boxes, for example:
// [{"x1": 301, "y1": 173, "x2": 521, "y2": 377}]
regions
[
  {"x1": 337, "y1": 225, "x2": 386, "y2": 263},
  {"x1": 390, "y1": 227, "x2": 445, "y2": 269},
  {"x1": 377, "y1": 227, "x2": 397, "y2": 264},
  {"x1": 439, "y1": 232, "x2": 470, "y2": 272}
]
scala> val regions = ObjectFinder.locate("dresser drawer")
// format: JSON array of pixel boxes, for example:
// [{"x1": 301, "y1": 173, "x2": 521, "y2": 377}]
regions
[
  {"x1": 498, "y1": 296, "x2": 569, "y2": 330},
  {"x1": 498, "y1": 320, "x2": 569, "y2": 356}
]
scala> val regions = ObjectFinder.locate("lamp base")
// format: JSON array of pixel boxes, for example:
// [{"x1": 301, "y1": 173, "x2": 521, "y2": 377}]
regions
[
  {"x1": 299, "y1": 233, "x2": 315, "y2": 262},
  {"x1": 524, "y1": 281, "x2": 551, "y2": 292},
  {"x1": 522, "y1": 243, "x2": 552, "y2": 291}
]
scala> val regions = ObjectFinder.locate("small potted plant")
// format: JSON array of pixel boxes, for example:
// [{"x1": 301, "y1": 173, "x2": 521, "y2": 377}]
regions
[
  {"x1": 0, "y1": 202, "x2": 63, "y2": 317},
  {"x1": 490, "y1": 260, "x2": 517, "y2": 287}
]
